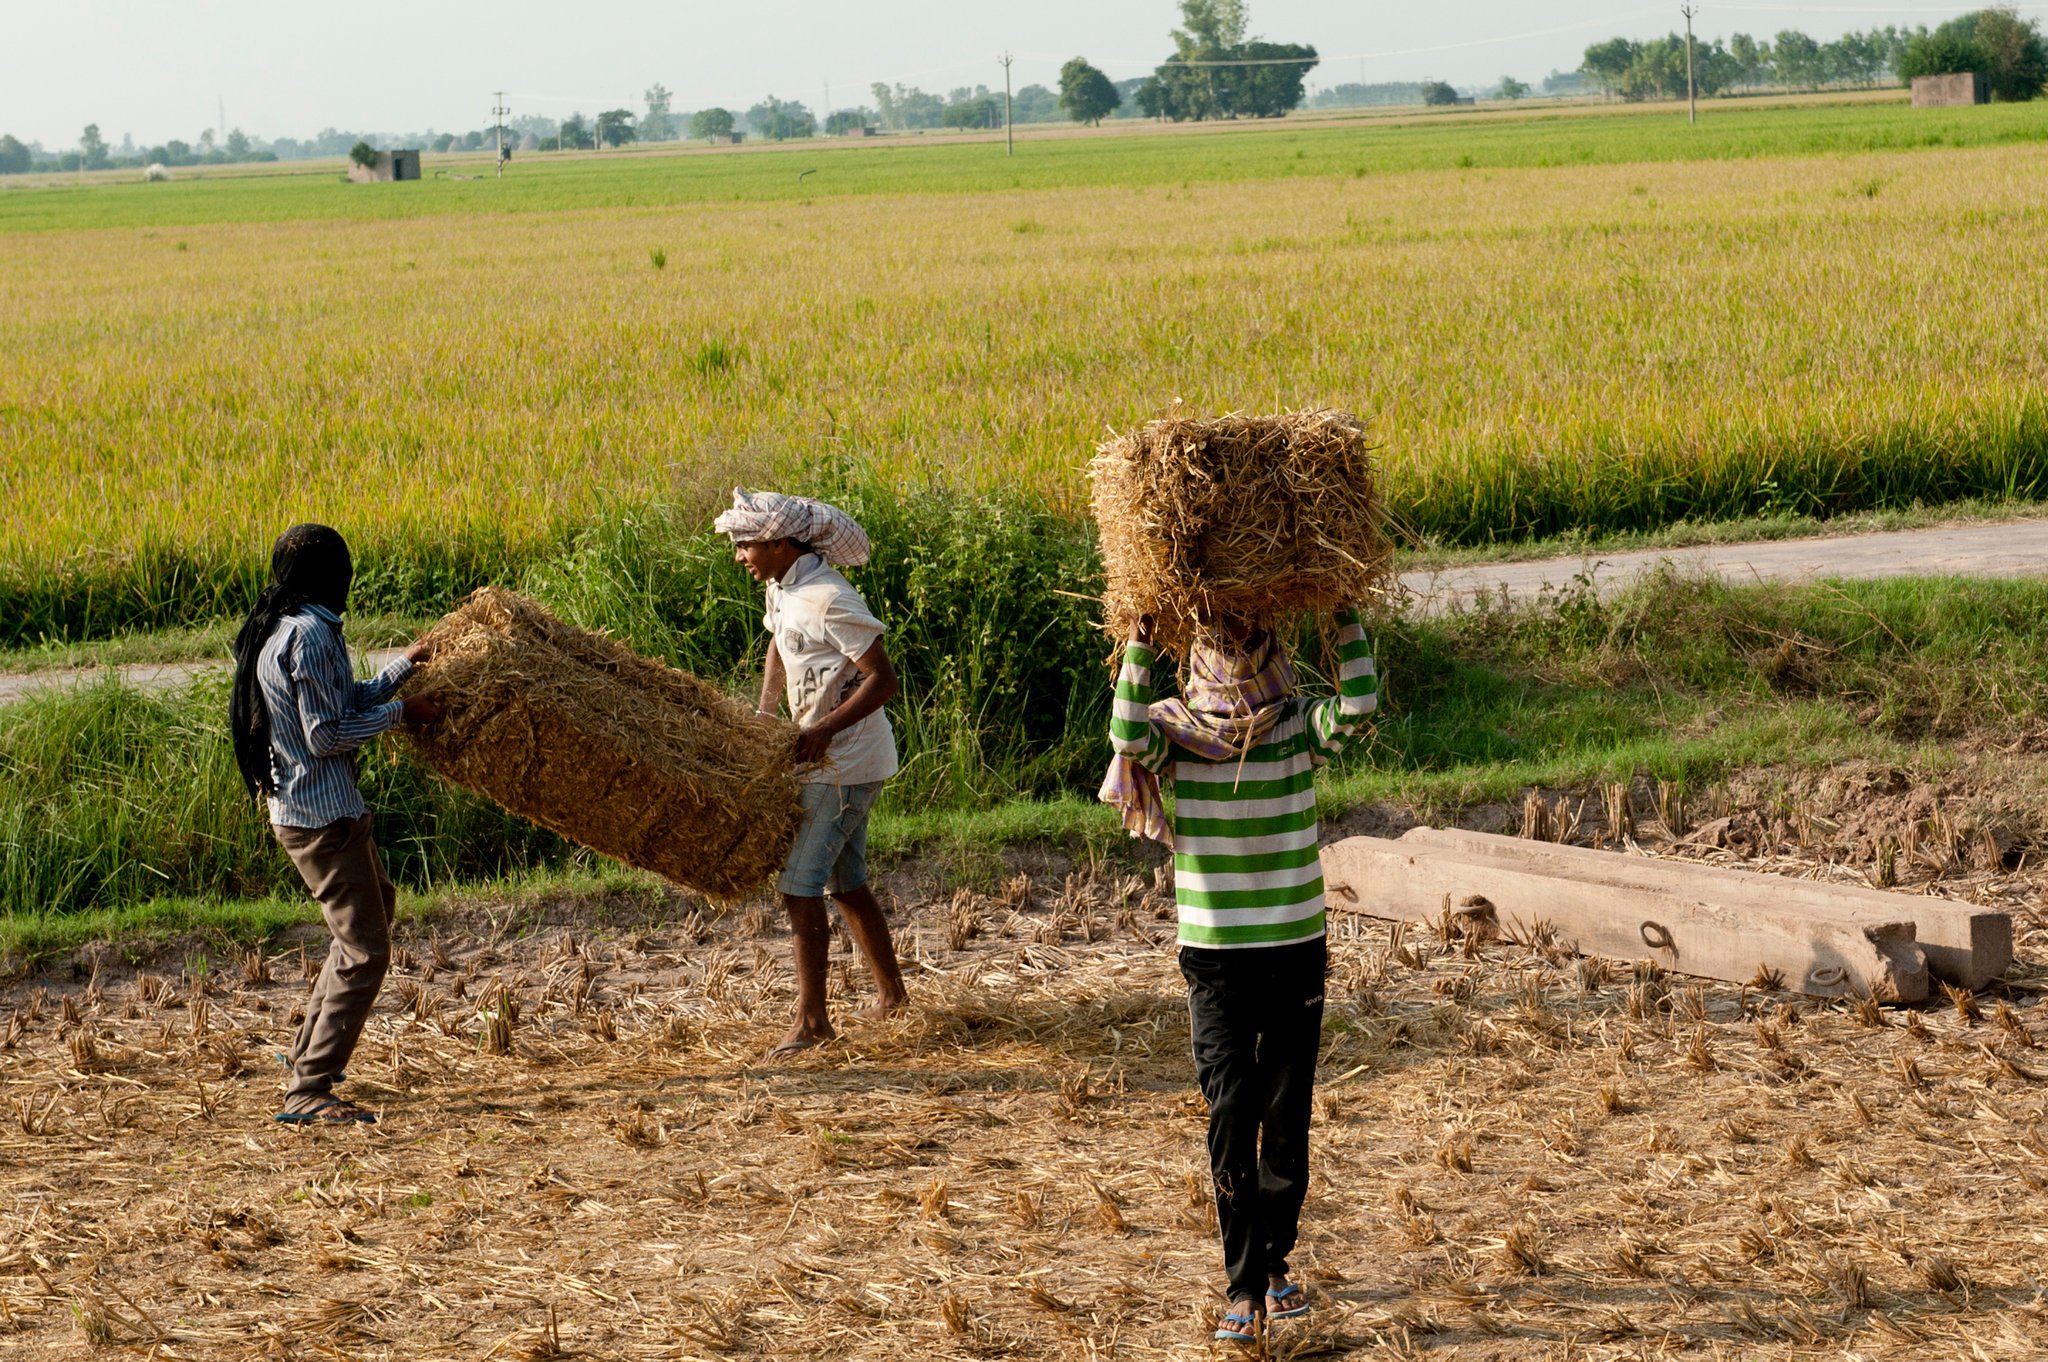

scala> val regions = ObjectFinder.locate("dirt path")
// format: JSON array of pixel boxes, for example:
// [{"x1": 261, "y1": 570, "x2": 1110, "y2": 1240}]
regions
[{"x1": 6, "y1": 518, "x2": 2048, "y2": 706}]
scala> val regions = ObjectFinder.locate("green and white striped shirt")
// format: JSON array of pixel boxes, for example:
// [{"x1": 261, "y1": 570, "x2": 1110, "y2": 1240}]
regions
[{"x1": 1110, "y1": 613, "x2": 1379, "y2": 950}]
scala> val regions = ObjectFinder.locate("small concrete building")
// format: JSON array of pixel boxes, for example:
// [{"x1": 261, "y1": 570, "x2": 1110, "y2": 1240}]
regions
[
  {"x1": 1912, "y1": 72, "x2": 1988, "y2": 107},
  {"x1": 347, "y1": 149, "x2": 422, "y2": 183}
]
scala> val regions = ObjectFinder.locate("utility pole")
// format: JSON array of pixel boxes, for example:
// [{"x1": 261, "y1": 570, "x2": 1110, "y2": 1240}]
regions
[
  {"x1": 491, "y1": 91, "x2": 510, "y2": 173},
  {"x1": 1681, "y1": 4, "x2": 1698, "y2": 124},
  {"x1": 1000, "y1": 51, "x2": 1014, "y2": 155}
]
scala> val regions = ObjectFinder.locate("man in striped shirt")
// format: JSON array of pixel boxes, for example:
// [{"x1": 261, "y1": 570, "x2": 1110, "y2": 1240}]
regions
[
  {"x1": 230, "y1": 524, "x2": 437, "y2": 1126},
  {"x1": 1102, "y1": 608, "x2": 1379, "y2": 1344}
]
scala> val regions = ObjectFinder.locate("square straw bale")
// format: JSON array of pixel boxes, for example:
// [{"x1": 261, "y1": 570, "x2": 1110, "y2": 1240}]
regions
[
  {"x1": 401, "y1": 588, "x2": 800, "y2": 900},
  {"x1": 1089, "y1": 408, "x2": 1393, "y2": 659}
]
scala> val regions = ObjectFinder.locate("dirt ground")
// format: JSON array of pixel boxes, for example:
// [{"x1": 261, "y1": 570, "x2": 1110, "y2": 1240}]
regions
[{"x1": 4, "y1": 766, "x2": 2047, "y2": 1361}]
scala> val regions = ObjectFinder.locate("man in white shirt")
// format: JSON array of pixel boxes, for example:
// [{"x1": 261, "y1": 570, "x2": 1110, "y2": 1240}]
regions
[{"x1": 716, "y1": 488, "x2": 910, "y2": 1055}]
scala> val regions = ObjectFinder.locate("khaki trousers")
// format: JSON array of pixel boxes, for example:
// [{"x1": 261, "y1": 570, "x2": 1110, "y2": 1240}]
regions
[{"x1": 274, "y1": 813, "x2": 395, "y2": 1103}]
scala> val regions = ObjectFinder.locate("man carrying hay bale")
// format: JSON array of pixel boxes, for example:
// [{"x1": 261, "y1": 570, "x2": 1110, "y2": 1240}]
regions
[
  {"x1": 1102, "y1": 617, "x2": 1380, "y2": 1342},
  {"x1": 716, "y1": 489, "x2": 910, "y2": 1056},
  {"x1": 229, "y1": 524, "x2": 438, "y2": 1126}
]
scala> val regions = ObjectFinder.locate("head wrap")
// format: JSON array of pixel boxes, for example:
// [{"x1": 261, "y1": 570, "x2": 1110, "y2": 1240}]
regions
[
  {"x1": 713, "y1": 487, "x2": 871, "y2": 567},
  {"x1": 228, "y1": 524, "x2": 354, "y2": 802},
  {"x1": 1098, "y1": 633, "x2": 1295, "y2": 848}
]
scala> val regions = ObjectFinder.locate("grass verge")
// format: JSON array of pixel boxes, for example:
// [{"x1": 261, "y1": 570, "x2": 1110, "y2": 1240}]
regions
[{"x1": 8, "y1": 567, "x2": 2043, "y2": 953}]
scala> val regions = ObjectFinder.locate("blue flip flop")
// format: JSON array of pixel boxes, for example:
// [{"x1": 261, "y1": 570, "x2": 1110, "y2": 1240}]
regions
[
  {"x1": 1267, "y1": 1283, "x2": 1310, "y2": 1319},
  {"x1": 1214, "y1": 1309, "x2": 1260, "y2": 1343},
  {"x1": 274, "y1": 1095, "x2": 376, "y2": 1125}
]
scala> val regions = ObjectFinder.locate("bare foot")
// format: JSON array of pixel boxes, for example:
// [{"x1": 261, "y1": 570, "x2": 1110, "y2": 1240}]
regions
[
  {"x1": 767, "y1": 1023, "x2": 835, "y2": 1058},
  {"x1": 862, "y1": 993, "x2": 910, "y2": 1022}
]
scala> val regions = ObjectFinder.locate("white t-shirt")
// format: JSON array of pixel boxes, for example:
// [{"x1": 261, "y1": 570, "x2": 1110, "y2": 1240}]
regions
[{"x1": 765, "y1": 554, "x2": 899, "y2": 786}]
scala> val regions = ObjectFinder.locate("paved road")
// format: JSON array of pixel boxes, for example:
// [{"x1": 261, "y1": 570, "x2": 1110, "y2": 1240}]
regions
[
  {"x1": 1399, "y1": 518, "x2": 2048, "y2": 614},
  {"x1": 0, "y1": 648, "x2": 410, "y2": 708},
  {"x1": 6, "y1": 518, "x2": 2048, "y2": 706}
]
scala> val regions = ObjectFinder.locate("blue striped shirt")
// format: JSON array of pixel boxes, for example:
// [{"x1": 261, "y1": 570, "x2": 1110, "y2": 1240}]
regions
[{"x1": 257, "y1": 605, "x2": 414, "y2": 828}]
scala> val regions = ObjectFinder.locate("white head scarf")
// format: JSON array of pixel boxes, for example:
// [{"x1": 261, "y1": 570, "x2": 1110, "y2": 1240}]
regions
[{"x1": 712, "y1": 487, "x2": 872, "y2": 567}]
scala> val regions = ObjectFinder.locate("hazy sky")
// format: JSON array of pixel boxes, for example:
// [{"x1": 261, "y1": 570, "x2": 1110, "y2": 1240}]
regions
[{"x1": 3, "y1": 0, "x2": 2027, "y2": 148}]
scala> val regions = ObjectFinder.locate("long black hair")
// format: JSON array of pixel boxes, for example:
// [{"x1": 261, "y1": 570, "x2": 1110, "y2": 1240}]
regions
[{"x1": 229, "y1": 524, "x2": 354, "y2": 802}]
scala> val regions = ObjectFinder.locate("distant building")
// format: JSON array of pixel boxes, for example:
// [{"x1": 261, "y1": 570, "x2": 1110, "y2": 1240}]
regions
[
  {"x1": 1912, "y1": 72, "x2": 1987, "y2": 107},
  {"x1": 347, "y1": 149, "x2": 422, "y2": 183}
]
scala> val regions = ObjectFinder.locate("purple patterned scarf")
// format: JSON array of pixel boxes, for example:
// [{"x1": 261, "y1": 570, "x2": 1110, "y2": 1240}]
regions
[{"x1": 1099, "y1": 636, "x2": 1296, "y2": 847}]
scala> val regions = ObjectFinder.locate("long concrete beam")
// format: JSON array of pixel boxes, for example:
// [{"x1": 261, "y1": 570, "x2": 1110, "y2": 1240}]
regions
[
  {"x1": 1399, "y1": 827, "x2": 2011, "y2": 990},
  {"x1": 1320, "y1": 836, "x2": 1931, "y2": 1002}
]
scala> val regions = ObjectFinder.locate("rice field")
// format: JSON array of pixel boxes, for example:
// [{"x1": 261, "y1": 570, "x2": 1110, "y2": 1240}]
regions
[
  {"x1": 3, "y1": 96, "x2": 2043, "y2": 234},
  {"x1": 2, "y1": 820, "x2": 2044, "y2": 1361},
  {"x1": 5, "y1": 103, "x2": 2048, "y2": 642}
]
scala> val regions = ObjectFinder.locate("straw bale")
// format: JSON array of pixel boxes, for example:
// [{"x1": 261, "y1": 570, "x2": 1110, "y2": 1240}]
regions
[
  {"x1": 1090, "y1": 407, "x2": 1393, "y2": 658},
  {"x1": 401, "y1": 587, "x2": 800, "y2": 899}
]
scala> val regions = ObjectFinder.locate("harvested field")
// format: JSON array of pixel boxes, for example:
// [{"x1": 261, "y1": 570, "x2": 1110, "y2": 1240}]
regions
[{"x1": 3, "y1": 819, "x2": 2046, "y2": 1360}]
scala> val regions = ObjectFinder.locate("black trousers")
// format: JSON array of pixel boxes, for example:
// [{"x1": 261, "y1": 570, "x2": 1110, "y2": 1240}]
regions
[{"x1": 1180, "y1": 936, "x2": 1327, "y2": 1305}]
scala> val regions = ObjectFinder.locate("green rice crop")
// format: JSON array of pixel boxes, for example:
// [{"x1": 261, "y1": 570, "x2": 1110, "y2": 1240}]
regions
[{"x1": 2, "y1": 96, "x2": 2042, "y2": 233}]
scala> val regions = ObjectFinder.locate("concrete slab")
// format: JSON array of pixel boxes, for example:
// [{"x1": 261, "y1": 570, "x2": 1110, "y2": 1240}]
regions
[
  {"x1": 1321, "y1": 836, "x2": 1930, "y2": 1002},
  {"x1": 1400, "y1": 827, "x2": 2012, "y2": 990}
]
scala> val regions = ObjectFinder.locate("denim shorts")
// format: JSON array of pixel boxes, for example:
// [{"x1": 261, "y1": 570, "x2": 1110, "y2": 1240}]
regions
[{"x1": 778, "y1": 781, "x2": 882, "y2": 897}]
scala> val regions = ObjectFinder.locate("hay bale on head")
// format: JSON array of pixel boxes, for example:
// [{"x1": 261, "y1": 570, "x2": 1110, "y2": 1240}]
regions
[
  {"x1": 1090, "y1": 408, "x2": 1392, "y2": 659},
  {"x1": 401, "y1": 588, "x2": 800, "y2": 900}
]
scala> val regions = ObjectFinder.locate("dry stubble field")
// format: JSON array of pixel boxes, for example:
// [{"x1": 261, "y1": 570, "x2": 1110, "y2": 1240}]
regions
[{"x1": 4, "y1": 794, "x2": 2047, "y2": 1362}]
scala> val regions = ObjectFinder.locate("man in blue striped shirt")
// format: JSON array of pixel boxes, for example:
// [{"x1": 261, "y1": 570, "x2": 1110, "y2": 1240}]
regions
[{"x1": 230, "y1": 525, "x2": 436, "y2": 1125}]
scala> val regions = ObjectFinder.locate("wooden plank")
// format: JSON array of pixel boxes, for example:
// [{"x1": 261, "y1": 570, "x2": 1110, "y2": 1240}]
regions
[
  {"x1": 1320, "y1": 836, "x2": 1930, "y2": 1002},
  {"x1": 1399, "y1": 827, "x2": 2012, "y2": 990}
]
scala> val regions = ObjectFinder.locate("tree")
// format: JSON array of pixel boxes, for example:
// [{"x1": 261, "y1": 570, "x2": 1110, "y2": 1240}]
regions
[
  {"x1": 1729, "y1": 33, "x2": 1770, "y2": 88},
  {"x1": 941, "y1": 94, "x2": 999, "y2": 129},
  {"x1": 1581, "y1": 38, "x2": 1636, "y2": 97},
  {"x1": 79, "y1": 123, "x2": 110, "y2": 170},
  {"x1": 689, "y1": 107, "x2": 735, "y2": 141},
  {"x1": 431, "y1": 132, "x2": 457, "y2": 153},
  {"x1": 1972, "y1": 5, "x2": 2048, "y2": 100},
  {"x1": 824, "y1": 109, "x2": 872, "y2": 135},
  {"x1": 557, "y1": 114, "x2": 594, "y2": 150},
  {"x1": 1059, "y1": 57, "x2": 1121, "y2": 125},
  {"x1": 642, "y1": 83, "x2": 676, "y2": 141},
  {"x1": 1145, "y1": 1, "x2": 1318, "y2": 121},
  {"x1": 595, "y1": 109, "x2": 636, "y2": 147},
  {"x1": 1495, "y1": 75, "x2": 1530, "y2": 100},
  {"x1": 348, "y1": 140, "x2": 377, "y2": 168},
  {"x1": 0, "y1": 134, "x2": 28, "y2": 175},
  {"x1": 1774, "y1": 30, "x2": 1822, "y2": 87},
  {"x1": 1012, "y1": 84, "x2": 1061, "y2": 122},
  {"x1": 1227, "y1": 41, "x2": 1317, "y2": 116},
  {"x1": 225, "y1": 127, "x2": 251, "y2": 158},
  {"x1": 745, "y1": 96, "x2": 814, "y2": 140},
  {"x1": 1420, "y1": 80, "x2": 1461, "y2": 106},
  {"x1": 1898, "y1": 28, "x2": 1982, "y2": 81}
]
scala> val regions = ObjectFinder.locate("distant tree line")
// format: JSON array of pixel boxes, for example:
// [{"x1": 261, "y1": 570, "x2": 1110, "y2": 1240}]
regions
[{"x1": 1581, "y1": 6, "x2": 2045, "y2": 102}]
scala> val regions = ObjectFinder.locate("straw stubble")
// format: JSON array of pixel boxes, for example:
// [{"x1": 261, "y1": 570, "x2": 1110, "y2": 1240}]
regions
[{"x1": 401, "y1": 588, "x2": 800, "y2": 899}]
